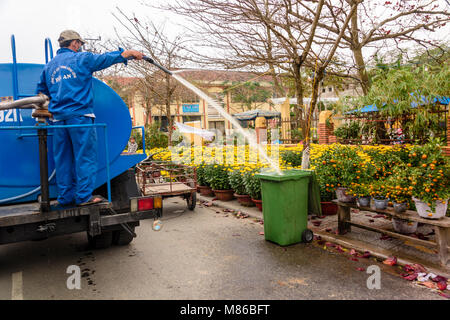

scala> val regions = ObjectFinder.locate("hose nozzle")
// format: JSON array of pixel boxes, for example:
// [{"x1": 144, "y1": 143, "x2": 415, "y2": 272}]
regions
[{"x1": 143, "y1": 56, "x2": 173, "y2": 76}]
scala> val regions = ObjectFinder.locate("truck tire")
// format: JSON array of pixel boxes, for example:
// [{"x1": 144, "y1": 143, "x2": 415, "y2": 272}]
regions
[
  {"x1": 112, "y1": 227, "x2": 135, "y2": 246},
  {"x1": 87, "y1": 231, "x2": 113, "y2": 249}
]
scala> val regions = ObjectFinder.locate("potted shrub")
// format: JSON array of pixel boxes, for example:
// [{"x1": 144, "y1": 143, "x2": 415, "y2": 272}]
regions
[
  {"x1": 348, "y1": 182, "x2": 371, "y2": 207},
  {"x1": 407, "y1": 141, "x2": 450, "y2": 219},
  {"x1": 316, "y1": 175, "x2": 338, "y2": 215},
  {"x1": 197, "y1": 164, "x2": 214, "y2": 196},
  {"x1": 385, "y1": 165, "x2": 412, "y2": 213},
  {"x1": 370, "y1": 180, "x2": 388, "y2": 210},
  {"x1": 243, "y1": 170, "x2": 262, "y2": 211},
  {"x1": 207, "y1": 164, "x2": 234, "y2": 201},
  {"x1": 313, "y1": 145, "x2": 367, "y2": 203},
  {"x1": 229, "y1": 168, "x2": 254, "y2": 207}
]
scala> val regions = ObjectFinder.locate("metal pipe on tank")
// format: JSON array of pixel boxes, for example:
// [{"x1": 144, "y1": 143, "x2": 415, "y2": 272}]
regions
[{"x1": 0, "y1": 94, "x2": 49, "y2": 111}]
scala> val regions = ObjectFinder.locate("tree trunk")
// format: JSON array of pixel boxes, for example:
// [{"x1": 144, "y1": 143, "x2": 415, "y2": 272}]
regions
[
  {"x1": 166, "y1": 75, "x2": 173, "y2": 147},
  {"x1": 301, "y1": 72, "x2": 322, "y2": 170},
  {"x1": 352, "y1": 46, "x2": 370, "y2": 95}
]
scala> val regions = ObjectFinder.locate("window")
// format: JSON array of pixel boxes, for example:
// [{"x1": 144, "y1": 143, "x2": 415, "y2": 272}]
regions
[{"x1": 328, "y1": 87, "x2": 333, "y2": 92}]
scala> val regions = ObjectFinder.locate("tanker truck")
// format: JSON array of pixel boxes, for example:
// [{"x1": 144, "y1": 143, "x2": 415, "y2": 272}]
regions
[{"x1": 0, "y1": 36, "x2": 163, "y2": 249}]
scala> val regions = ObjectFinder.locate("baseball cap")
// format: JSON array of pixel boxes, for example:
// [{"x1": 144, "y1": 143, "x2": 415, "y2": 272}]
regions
[{"x1": 58, "y1": 30, "x2": 85, "y2": 46}]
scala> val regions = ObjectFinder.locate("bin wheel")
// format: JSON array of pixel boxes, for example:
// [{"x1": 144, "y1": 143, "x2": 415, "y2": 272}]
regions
[
  {"x1": 187, "y1": 192, "x2": 196, "y2": 210},
  {"x1": 87, "y1": 231, "x2": 113, "y2": 249},
  {"x1": 301, "y1": 229, "x2": 314, "y2": 243}
]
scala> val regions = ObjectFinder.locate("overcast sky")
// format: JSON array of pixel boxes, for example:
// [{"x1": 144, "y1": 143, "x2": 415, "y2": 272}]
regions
[
  {"x1": 1, "y1": 0, "x2": 448, "y2": 66},
  {"x1": 0, "y1": 0, "x2": 180, "y2": 63}
]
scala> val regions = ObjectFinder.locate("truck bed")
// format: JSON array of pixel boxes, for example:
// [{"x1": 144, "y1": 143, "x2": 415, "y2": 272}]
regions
[{"x1": 0, "y1": 201, "x2": 111, "y2": 227}]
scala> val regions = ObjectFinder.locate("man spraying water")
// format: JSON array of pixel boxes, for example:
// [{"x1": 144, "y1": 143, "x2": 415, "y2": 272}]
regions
[{"x1": 36, "y1": 30, "x2": 144, "y2": 206}]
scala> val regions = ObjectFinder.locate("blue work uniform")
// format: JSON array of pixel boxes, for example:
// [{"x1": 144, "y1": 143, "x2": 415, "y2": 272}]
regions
[{"x1": 36, "y1": 47, "x2": 128, "y2": 205}]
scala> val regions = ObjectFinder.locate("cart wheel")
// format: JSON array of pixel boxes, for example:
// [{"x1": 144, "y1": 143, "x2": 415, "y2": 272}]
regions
[
  {"x1": 187, "y1": 192, "x2": 196, "y2": 210},
  {"x1": 301, "y1": 229, "x2": 314, "y2": 243}
]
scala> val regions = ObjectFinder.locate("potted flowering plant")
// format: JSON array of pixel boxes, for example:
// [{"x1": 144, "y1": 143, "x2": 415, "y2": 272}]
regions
[
  {"x1": 313, "y1": 145, "x2": 366, "y2": 203},
  {"x1": 385, "y1": 165, "x2": 412, "y2": 213},
  {"x1": 243, "y1": 170, "x2": 262, "y2": 210},
  {"x1": 197, "y1": 163, "x2": 214, "y2": 196},
  {"x1": 406, "y1": 140, "x2": 450, "y2": 219},
  {"x1": 369, "y1": 179, "x2": 388, "y2": 210},
  {"x1": 316, "y1": 175, "x2": 338, "y2": 215},
  {"x1": 348, "y1": 182, "x2": 371, "y2": 207},
  {"x1": 207, "y1": 164, "x2": 234, "y2": 201},
  {"x1": 229, "y1": 168, "x2": 254, "y2": 207}
]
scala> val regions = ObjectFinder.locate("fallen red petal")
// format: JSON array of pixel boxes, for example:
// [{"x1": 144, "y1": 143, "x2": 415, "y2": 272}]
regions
[
  {"x1": 325, "y1": 228, "x2": 332, "y2": 233},
  {"x1": 383, "y1": 256, "x2": 397, "y2": 266},
  {"x1": 411, "y1": 263, "x2": 427, "y2": 273},
  {"x1": 356, "y1": 267, "x2": 365, "y2": 271},
  {"x1": 437, "y1": 282, "x2": 448, "y2": 291},
  {"x1": 312, "y1": 221, "x2": 322, "y2": 227},
  {"x1": 431, "y1": 275, "x2": 448, "y2": 283},
  {"x1": 373, "y1": 215, "x2": 385, "y2": 218},
  {"x1": 325, "y1": 242, "x2": 336, "y2": 247},
  {"x1": 360, "y1": 251, "x2": 371, "y2": 258},
  {"x1": 350, "y1": 249, "x2": 357, "y2": 256},
  {"x1": 403, "y1": 273, "x2": 418, "y2": 281}
]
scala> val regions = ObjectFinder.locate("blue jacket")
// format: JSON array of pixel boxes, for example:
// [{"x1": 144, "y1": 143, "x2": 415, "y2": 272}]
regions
[{"x1": 36, "y1": 47, "x2": 128, "y2": 120}]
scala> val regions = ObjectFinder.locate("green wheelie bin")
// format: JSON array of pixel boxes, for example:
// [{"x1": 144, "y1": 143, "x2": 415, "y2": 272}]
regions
[{"x1": 256, "y1": 169, "x2": 314, "y2": 246}]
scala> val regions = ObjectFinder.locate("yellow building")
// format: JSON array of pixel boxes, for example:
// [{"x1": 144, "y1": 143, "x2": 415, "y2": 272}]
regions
[{"x1": 105, "y1": 70, "x2": 279, "y2": 135}]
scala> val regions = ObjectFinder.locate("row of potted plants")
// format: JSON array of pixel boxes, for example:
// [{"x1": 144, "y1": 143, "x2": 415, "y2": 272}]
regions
[
  {"x1": 196, "y1": 164, "x2": 263, "y2": 211},
  {"x1": 312, "y1": 141, "x2": 449, "y2": 234}
]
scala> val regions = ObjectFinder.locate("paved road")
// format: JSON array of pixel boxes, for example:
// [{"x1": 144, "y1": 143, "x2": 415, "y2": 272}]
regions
[{"x1": 0, "y1": 198, "x2": 444, "y2": 300}]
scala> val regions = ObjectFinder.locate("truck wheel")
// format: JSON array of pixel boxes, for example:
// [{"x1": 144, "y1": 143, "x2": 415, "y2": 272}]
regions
[
  {"x1": 113, "y1": 227, "x2": 135, "y2": 246},
  {"x1": 87, "y1": 231, "x2": 113, "y2": 249},
  {"x1": 187, "y1": 192, "x2": 196, "y2": 210}
]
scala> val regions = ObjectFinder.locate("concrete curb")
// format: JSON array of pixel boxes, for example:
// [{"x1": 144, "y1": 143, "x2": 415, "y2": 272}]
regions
[{"x1": 197, "y1": 193, "x2": 450, "y2": 277}]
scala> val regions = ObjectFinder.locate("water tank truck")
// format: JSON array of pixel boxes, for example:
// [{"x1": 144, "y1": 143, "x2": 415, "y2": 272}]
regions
[{"x1": 0, "y1": 35, "x2": 163, "y2": 248}]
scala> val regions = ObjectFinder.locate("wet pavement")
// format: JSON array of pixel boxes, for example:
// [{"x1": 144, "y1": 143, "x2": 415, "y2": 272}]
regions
[{"x1": 0, "y1": 198, "x2": 446, "y2": 300}]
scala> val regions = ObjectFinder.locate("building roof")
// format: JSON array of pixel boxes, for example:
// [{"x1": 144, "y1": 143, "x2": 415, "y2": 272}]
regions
[{"x1": 175, "y1": 69, "x2": 274, "y2": 84}]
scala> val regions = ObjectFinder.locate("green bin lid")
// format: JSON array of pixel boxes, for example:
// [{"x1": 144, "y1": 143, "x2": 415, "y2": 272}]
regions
[{"x1": 255, "y1": 169, "x2": 312, "y2": 182}]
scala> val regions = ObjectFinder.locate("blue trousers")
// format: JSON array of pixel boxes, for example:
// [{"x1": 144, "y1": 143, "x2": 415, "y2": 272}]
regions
[{"x1": 53, "y1": 116, "x2": 98, "y2": 205}]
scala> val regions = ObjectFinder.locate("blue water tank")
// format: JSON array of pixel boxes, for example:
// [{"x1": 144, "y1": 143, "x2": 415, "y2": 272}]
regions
[{"x1": 0, "y1": 36, "x2": 146, "y2": 204}]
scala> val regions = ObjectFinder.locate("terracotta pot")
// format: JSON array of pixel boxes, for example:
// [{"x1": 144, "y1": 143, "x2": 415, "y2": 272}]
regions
[
  {"x1": 252, "y1": 198, "x2": 263, "y2": 211},
  {"x1": 213, "y1": 189, "x2": 235, "y2": 201},
  {"x1": 234, "y1": 194, "x2": 255, "y2": 207},
  {"x1": 198, "y1": 185, "x2": 214, "y2": 197},
  {"x1": 320, "y1": 202, "x2": 338, "y2": 215}
]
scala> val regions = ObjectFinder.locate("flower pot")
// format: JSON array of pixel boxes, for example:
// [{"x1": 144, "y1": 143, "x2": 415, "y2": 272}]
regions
[
  {"x1": 234, "y1": 194, "x2": 255, "y2": 207},
  {"x1": 412, "y1": 197, "x2": 448, "y2": 219},
  {"x1": 252, "y1": 198, "x2": 263, "y2": 211},
  {"x1": 357, "y1": 196, "x2": 370, "y2": 207},
  {"x1": 392, "y1": 218, "x2": 418, "y2": 234},
  {"x1": 393, "y1": 202, "x2": 407, "y2": 213},
  {"x1": 373, "y1": 198, "x2": 387, "y2": 210},
  {"x1": 198, "y1": 185, "x2": 214, "y2": 197},
  {"x1": 213, "y1": 189, "x2": 235, "y2": 201},
  {"x1": 320, "y1": 202, "x2": 338, "y2": 215},
  {"x1": 335, "y1": 187, "x2": 355, "y2": 203}
]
